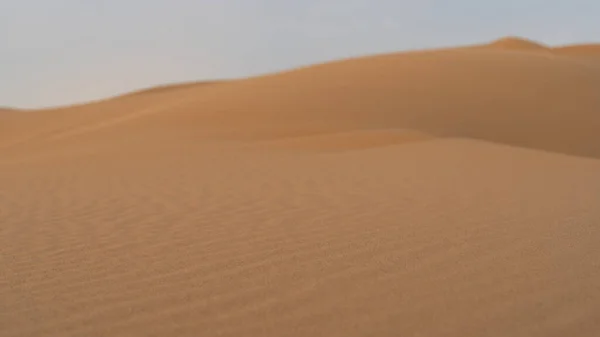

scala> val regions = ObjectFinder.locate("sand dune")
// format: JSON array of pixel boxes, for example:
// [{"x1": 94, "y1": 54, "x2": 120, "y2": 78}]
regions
[
  {"x1": 0, "y1": 81, "x2": 223, "y2": 152},
  {"x1": 133, "y1": 42, "x2": 600, "y2": 157},
  {"x1": 554, "y1": 43, "x2": 600, "y2": 56},
  {"x1": 4, "y1": 37, "x2": 600, "y2": 157},
  {"x1": 484, "y1": 36, "x2": 551, "y2": 52},
  {"x1": 553, "y1": 44, "x2": 600, "y2": 65},
  {"x1": 23, "y1": 36, "x2": 594, "y2": 157},
  {"x1": 2, "y1": 37, "x2": 600, "y2": 337}
]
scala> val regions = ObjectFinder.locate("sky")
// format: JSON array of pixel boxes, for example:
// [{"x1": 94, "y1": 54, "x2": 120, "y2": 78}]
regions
[{"x1": 1, "y1": 0, "x2": 599, "y2": 109}]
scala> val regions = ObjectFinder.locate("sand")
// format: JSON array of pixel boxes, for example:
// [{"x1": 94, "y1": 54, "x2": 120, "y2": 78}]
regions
[
  {"x1": 2, "y1": 37, "x2": 600, "y2": 337},
  {"x1": 485, "y1": 36, "x2": 552, "y2": 52}
]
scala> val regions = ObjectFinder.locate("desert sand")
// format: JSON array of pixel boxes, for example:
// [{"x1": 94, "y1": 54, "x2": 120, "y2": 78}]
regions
[{"x1": 2, "y1": 37, "x2": 600, "y2": 337}]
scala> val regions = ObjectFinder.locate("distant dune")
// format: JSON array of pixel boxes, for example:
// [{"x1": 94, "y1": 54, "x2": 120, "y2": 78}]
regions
[
  {"x1": 552, "y1": 44, "x2": 600, "y2": 65},
  {"x1": 2, "y1": 37, "x2": 600, "y2": 337},
  {"x1": 554, "y1": 43, "x2": 600, "y2": 55},
  {"x1": 126, "y1": 37, "x2": 600, "y2": 158},
  {"x1": 3, "y1": 36, "x2": 600, "y2": 158},
  {"x1": 485, "y1": 36, "x2": 551, "y2": 52}
]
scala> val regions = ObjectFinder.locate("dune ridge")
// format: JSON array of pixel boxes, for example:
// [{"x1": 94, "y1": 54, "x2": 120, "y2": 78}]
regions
[
  {"x1": 116, "y1": 80, "x2": 226, "y2": 99},
  {"x1": 2, "y1": 37, "x2": 600, "y2": 337},
  {"x1": 553, "y1": 43, "x2": 600, "y2": 55}
]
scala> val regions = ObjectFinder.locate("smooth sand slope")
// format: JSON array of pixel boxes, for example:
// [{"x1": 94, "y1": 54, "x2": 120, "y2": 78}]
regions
[
  {"x1": 554, "y1": 44, "x2": 600, "y2": 59},
  {"x1": 2, "y1": 37, "x2": 600, "y2": 337}
]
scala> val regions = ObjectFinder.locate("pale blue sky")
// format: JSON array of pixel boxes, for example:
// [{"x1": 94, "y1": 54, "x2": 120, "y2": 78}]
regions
[{"x1": 1, "y1": 0, "x2": 598, "y2": 108}]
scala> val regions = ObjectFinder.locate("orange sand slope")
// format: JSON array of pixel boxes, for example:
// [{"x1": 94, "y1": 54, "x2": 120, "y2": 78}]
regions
[
  {"x1": 484, "y1": 36, "x2": 553, "y2": 52},
  {"x1": 2, "y1": 37, "x2": 600, "y2": 337},
  {"x1": 3, "y1": 37, "x2": 600, "y2": 158},
  {"x1": 554, "y1": 44, "x2": 600, "y2": 58}
]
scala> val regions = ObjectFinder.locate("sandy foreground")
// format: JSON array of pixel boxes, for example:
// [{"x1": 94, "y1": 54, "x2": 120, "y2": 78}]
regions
[{"x1": 2, "y1": 37, "x2": 600, "y2": 336}]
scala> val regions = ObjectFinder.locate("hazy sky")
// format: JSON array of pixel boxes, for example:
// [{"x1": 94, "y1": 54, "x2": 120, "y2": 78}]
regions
[{"x1": 1, "y1": 0, "x2": 598, "y2": 108}]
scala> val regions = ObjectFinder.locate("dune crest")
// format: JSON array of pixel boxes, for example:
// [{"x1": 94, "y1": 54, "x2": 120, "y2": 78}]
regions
[
  {"x1": 485, "y1": 36, "x2": 550, "y2": 52},
  {"x1": 116, "y1": 80, "x2": 226, "y2": 99}
]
